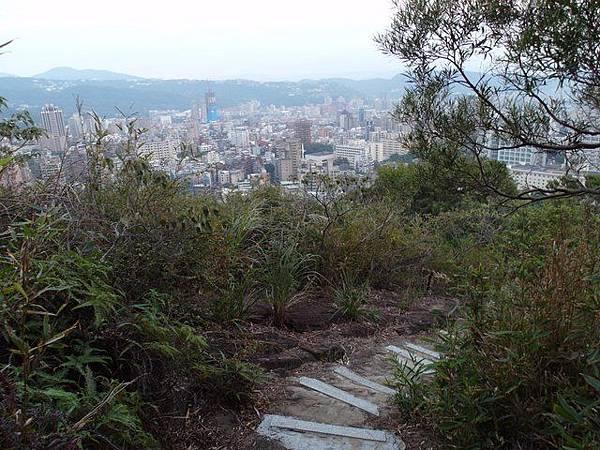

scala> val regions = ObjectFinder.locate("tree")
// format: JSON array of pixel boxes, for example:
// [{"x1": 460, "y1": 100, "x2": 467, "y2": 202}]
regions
[
  {"x1": 0, "y1": 97, "x2": 43, "y2": 179},
  {"x1": 303, "y1": 143, "x2": 334, "y2": 154},
  {"x1": 374, "y1": 157, "x2": 514, "y2": 214},
  {"x1": 376, "y1": 0, "x2": 600, "y2": 203},
  {"x1": 0, "y1": 41, "x2": 43, "y2": 183}
]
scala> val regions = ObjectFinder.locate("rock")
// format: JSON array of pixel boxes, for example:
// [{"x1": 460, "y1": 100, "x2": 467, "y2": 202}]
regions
[
  {"x1": 255, "y1": 348, "x2": 316, "y2": 372},
  {"x1": 406, "y1": 311, "x2": 434, "y2": 332},
  {"x1": 284, "y1": 297, "x2": 335, "y2": 331},
  {"x1": 300, "y1": 343, "x2": 346, "y2": 362},
  {"x1": 340, "y1": 322, "x2": 376, "y2": 338},
  {"x1": 255, "y1": 331, "x2": 299, "y2": 354}
]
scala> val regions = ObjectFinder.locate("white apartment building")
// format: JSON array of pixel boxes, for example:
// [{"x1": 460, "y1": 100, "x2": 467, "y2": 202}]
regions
[
  {"x1": 369, "y1": 139, "x2": 407, "y2": 162},
  {"x1": 228, "y1": 128, "x2": 250, "y2": 147},
  {"x1": 39, "y1": 154, "x2": 63, "y2": 180},
  {"x1": 218, "y1": 170, "x2": 231, "y2": 185},
  {"x1": 303, "y1": 153, "x2": 335, "y2": 176},
  {"x1": 571, "y1": 135, "x2": 600, "y2": 172},
  {"x1": 205, "y1": 150, "x2": 221, "y2": 164},
  {"x1": 509, "y1": 165, "x2": 585, "y2": 190},
  {"x1": 229, "y1": 169, "x2": 245, "y2": 184},
  {"x1": 159, "y1": 116, "x2": 172, "y2": 126},
  {"x1": 140, "y1": 140, "x2": 180, "y2": 162},
  {"x1": 334, "y1": 140, "x2": 369, "y2": 166},
  {"x1": 496, "y1": 147, "x2": 547, "y2": 166}
]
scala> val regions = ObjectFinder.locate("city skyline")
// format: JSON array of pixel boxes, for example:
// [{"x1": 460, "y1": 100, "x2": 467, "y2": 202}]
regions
[{"x1": 0, "y1": 0, "x2": 401, "y2": 81}]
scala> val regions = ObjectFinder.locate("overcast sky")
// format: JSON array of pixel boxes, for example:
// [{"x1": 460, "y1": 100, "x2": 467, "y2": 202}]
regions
[{"x1": 0, "y1": 0, "x2": 403, "y2": 81}]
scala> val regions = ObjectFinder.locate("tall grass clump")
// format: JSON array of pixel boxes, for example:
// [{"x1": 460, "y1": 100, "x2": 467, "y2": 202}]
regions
[
  {"x1": 332, "y1": 269, "x2": 370, "y2": 321},
  {"x1": 261, "y1": 238, "x2": 316, "y2": 327}
]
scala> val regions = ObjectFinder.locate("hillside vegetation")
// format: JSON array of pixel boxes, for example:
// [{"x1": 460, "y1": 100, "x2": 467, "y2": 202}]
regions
[{"x1": 378, "y1": 0, "x2": 600, "y2": 448}]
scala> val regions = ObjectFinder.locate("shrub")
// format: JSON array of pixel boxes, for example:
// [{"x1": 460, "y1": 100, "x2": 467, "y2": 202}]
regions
[
  {"x1": 0, "y1": 210, "x2": 159, "y2": 449},
  {"x1": 392, "y1": 203, "x2": 600, "y2": 449},
  {"x1": 196, "y1": 355, "x2": 264, "y2": 405}
]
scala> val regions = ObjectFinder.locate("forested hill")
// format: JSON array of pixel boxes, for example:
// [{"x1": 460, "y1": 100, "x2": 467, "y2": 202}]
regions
[{"x1": 0, "y1": 75, "x2": 408, "y2": 116}]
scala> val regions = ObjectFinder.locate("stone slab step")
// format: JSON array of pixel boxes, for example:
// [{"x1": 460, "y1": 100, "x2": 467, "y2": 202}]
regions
[
  {"x1": 401, "y1": 342, "x2": 440, "y2": 361},
  {"x1": 386, "y1": 345, "x2": 435, "y2": 375},
  {"x1": 293, "y1": 376, "x2": 379, "y2": 416},
  {"x1": 257, "y1": 414, "x2": 406, "y2": 450},
  {"x1": 334, "y1": 366, "x2": 396, "y2": 395}
]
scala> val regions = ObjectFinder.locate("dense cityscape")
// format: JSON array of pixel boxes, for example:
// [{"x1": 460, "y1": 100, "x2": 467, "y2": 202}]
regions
[{"x1": 4, "y1": 84, "x2": 600, "y2": 194}]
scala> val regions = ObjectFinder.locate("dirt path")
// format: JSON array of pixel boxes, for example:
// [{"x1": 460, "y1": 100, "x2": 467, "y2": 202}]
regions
[
  {"x1": 253, "y1": 335, "x2": 441, "y2": 449},
  {"x1": 232, "y1": 294, "x2": 455, "y2": 450}
]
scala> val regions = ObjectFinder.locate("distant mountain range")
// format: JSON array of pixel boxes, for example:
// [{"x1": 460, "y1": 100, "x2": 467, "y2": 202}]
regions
[
  {"x1": 33, "y1": 67, "x2": 143, "y2": 81},
  {"x1": 0, "y1": 67, "x2": 409, "y2": 117},
  {"x1": 0, "y1": 72, "x2": 15, "y2": 78}
]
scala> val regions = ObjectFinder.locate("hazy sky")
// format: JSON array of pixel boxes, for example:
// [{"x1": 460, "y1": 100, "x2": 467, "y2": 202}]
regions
[{"x1": 0, "y1": 0, "x2": 403, "y2": 81}]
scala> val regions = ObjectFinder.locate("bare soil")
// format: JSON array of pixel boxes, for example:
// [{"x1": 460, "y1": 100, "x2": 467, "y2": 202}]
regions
[{"x1": 151, "y1": 290, "x2": 457, "y2": 449}]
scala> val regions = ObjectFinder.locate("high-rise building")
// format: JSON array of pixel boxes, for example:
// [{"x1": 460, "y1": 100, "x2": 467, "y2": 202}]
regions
[
  {"x1": 275, "y1": 138, "x2": 303, "y2": 182},
  {"x1": 39, "y1": 104, "x2": 67, "y2": 152},
  {"x1": 205, "y1": 90, "x2": 219, "y2": 123},
  {"x1": 275, "y1": 158, "x2": 294, "y2": 182},
  {"x1": 190, "y1": 101, "x2": 201, "y2": 141},
  {"x1": 294, "y1": 119, "x2": 312, "y2": 146},
  {"x1": 41, "y1": 104, "x2": 66, "y2": 138},
  {"x1": 338, "y1": 110, "x2": 353, "y2": 131},
  {"x1": 358, "y1": 108, "x2": 366, "y2": 125},
  {"x1": 67, "y1": 114, "x2": 84, "y2": 141},
  {"x1": 285, "y1": 138, "x2": 303, "y2": 179},
  {"x1": 191, "y1": 101, "x2": 200, "y2": 122}
]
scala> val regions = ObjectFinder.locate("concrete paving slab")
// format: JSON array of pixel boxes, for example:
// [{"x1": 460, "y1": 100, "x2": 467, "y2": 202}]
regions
[
  {"x1": 273, "y1": 384, "x2": 369, "y2": 427},
  {"x1": 402, "y1": 342, "x2": 440, "y2": 360},
  {"x1": 386, "y1": 345, "x2": 435, "y2": 375},
  {"x1": 269, "y1": 415, "x2": 387, "y2": 441},
  {"x1": 334, "y1": 366, "x2": 397, "y2": 395},
  {"x1": 294, "y1": 376, "x2": 380, "y2": 416},
  {"x1": 257, "y1": 414, "x2": 406, "y2": 450}
]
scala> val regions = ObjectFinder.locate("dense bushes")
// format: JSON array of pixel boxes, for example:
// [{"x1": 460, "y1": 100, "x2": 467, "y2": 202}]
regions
[
  {"x1": 0, "y1": 139, "x2": 442, "y2": 447},
  {"x1": 392, "y1": 202, "x2": 600, "y2": 449},
  {"x1": 0, "y1": 210, "x2": 159, "y2": 448}
]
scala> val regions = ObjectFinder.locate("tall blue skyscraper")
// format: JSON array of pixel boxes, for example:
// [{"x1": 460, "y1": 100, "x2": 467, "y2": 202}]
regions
[
  {"x1": 205, "y1": 90, "x2": 218, "y2": 123},
  {"x1": 358, "y1": 108, "x2": 366, "y2": 125}
]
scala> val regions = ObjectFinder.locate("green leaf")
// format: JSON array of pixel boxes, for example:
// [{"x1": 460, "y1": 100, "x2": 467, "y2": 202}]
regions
[
  {"x1": 553, "y1": 397, "x2": 581, "y2": 423},
  {"x1": 39, "y1": 387, "x2": 81, "y2": 414},
  {"x1": 583, "y1": 374, "x2": 600, "y2": 393}
]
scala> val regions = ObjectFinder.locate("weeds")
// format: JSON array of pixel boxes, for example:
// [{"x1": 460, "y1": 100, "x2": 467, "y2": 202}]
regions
[
  {"x1": 332, "y1": 269, "x2": 370, "y2": 320},
  {"x1": 211, "y1": 272, "x2": 258, "y2": 326},
  {"x1": 261, "y1": 239, "x2": 316, "y2": 327},
  {"x1": 390, "y1": 353, "x2": 436, "y2": 414}
]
